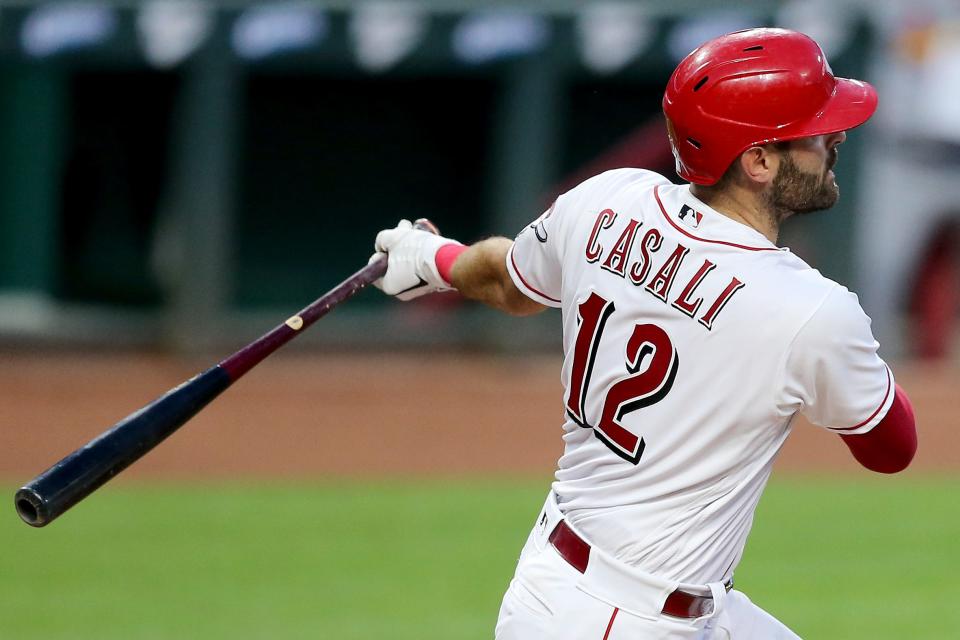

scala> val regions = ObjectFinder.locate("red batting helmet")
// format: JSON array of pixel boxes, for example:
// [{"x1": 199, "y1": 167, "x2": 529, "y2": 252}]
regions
[{"x1": 662, "y1": 28, "x2": 878, "y2": 185}]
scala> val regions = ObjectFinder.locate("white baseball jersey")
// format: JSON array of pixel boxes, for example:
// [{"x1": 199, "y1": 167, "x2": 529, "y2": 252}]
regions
[{"x1": 505, "y1": 168, "x2": 894, "y2": 585}]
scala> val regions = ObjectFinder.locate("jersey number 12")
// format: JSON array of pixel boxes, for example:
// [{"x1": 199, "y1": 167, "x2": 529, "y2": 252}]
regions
[{"x1": 565, "y1": 292, "x2": 679, "y2": 464}]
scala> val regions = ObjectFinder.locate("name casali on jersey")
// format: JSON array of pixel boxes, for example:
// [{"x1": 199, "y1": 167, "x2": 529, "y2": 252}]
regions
[{"x1": 581, "y1": 205, "x2": 745, "y2": 331}]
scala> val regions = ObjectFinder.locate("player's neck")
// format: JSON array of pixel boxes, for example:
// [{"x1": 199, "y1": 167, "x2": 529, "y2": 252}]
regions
[{"x1": 690, "y1": 184, "x2": 781, "y2": 244}]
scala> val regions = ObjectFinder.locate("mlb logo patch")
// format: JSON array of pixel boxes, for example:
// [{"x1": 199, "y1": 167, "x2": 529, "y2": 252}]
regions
[{"x1": 678, "y1": 204, "x2": 703, "y2": 229}]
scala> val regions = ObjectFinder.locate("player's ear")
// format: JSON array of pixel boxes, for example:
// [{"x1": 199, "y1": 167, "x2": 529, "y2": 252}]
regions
[{"x1": 738, "y1": 146, "x2": 778, "y2": 186}]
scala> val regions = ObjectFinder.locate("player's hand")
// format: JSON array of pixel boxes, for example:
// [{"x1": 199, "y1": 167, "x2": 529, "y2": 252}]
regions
[{"x1": 370, "y1": 219, "x2": 457, "y2": 301}]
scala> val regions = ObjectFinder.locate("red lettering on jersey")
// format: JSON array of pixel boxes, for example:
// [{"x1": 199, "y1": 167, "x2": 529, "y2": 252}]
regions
[
  {"x1": 645, "y1": 244, "x2": 689, "y2": 302},
  {"x1": 585, "y1": 209, "x2": 617, "y2": 263},
  {"x1": 628, "y1": 228, "x2": 663, "y2": 286},
  {"x1": 566, "y1": 292, "x2": 615, "y2": 426},
  {"x1": 671, "y1": 259, "x2": 717, "y2": 318},
  {"x1": 597, "y1": 323, "x2": 678, "y2": 462},
  {"x1": 601, "y1": 219, "x2": 641, "y2": 278},
  {"x1": 699, "y1": 277, "x2": 746, "y2": 330}
]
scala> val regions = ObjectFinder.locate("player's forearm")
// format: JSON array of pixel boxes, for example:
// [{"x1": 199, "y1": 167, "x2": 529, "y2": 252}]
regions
[
  {"x1": 840, "y1": 384, "x2": 917, "y2": 474},
  {"x1": 448, "y1": 238, "x2": 546, "y2": 316}
]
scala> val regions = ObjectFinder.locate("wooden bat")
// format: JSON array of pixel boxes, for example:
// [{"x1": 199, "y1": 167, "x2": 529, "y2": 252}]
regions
[{"x1": 14, "y1": 219, "x2": 439, "y2": 527}]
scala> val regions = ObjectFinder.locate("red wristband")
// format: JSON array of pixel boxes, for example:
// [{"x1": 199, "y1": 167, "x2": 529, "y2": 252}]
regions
[{"x1": 435, "y1": 243, "x2": 468, "y2": 285}]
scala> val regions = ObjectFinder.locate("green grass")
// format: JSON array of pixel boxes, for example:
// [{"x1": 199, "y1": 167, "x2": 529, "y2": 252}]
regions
[
  {"x1": 737, "y1": 476, "x2": 960, "y2": 639},
  {"x1": 1, "y1": 476, "x2": 957, "y2": 639}
]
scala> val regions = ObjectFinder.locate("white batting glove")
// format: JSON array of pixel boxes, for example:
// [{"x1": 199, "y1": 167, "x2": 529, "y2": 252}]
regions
[{"x1": 370, "y1": 219, "x2": 459, "y2": 301}]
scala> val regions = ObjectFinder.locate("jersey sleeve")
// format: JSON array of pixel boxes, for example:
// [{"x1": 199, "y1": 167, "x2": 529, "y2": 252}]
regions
[
  {"x1": 505, "y1": 196, "x2": 567, "y2": 308},
  {"x1": 779, "y1": 286, "x2": 895, "y2": 434}
]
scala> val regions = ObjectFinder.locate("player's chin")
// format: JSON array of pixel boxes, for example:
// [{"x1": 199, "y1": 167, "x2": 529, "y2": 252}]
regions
[
  {"x1": 795, "y1": 185, "x2": 840, "y2": 216},
  {"x1": 820, "y1": 188, "x2": 841, "y2": 211}
]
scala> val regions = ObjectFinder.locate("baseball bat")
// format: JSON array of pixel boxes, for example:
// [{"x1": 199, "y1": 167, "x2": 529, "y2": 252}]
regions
[{"x1": 15, "y1": 219, "x2": 439, "y2": 528}]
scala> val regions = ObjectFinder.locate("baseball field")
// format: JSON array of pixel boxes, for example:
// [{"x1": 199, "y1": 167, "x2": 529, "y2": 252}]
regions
[{"x1": 2, "y1": 352, "x2": 958, "y2": 639}]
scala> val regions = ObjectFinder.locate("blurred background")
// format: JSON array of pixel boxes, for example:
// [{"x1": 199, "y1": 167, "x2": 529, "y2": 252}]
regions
[{"x1": 0, "y1": 1, "x2": 957, "y2": 639}]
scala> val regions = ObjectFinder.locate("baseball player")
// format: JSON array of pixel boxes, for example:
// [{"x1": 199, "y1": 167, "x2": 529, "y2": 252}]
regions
[{"x1": 371, "y1": 28, "x2": 917, "y2": 639}]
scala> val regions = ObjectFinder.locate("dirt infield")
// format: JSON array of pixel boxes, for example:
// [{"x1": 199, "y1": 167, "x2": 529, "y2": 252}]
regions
[{"x1": 0, "y1": 351, "x2": 956, "y2": 480}]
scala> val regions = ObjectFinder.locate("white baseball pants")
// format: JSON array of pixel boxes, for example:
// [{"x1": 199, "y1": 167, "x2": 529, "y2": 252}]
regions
[{"x1": 495, "y1": 493, "x2": 801, "y2": 639}]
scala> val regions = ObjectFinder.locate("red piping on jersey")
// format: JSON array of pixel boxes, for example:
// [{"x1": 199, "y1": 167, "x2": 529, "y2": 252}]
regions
[
  {"x1": 830, "y1": 366, "x2": 893, "y2": 432},
  {"x1": 654, "y1": 186, "x2": 779, "y2": 252},
  {"x1": 602, "y1": 608, "x2": 619, "y2": 640},
  {"x1": 509, "y1": 246, "x2": 561, "y2": 303}
]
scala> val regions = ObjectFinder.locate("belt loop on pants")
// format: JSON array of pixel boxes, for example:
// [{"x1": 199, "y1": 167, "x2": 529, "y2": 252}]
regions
[{"x1": 547, "y1": 519, "x2": 730, "y2": 620}]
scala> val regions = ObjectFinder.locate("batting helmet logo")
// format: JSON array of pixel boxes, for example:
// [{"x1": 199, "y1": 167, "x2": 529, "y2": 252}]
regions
[{"x1": 662, "y1": 28, "x2": 878, "y2": 185}]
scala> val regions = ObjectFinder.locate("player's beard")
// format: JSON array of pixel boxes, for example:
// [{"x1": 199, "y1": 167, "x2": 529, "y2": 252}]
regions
[{"x1": 764, "y1": 150, "x2": 839, "y2": 221}]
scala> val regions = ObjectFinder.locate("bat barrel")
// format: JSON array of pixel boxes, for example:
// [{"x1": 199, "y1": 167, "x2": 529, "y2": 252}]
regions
[{"x1": 14, "y1": 365, "x2": 233, "y2": 527}]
